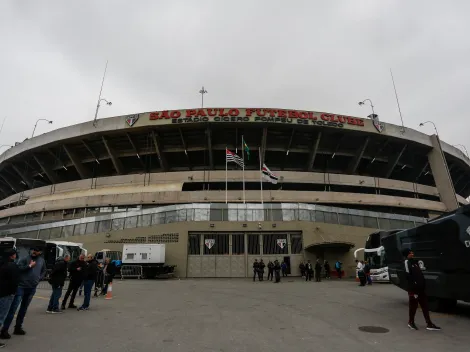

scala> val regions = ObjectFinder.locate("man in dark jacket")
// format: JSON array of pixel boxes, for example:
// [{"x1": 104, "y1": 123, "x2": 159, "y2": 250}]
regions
[
  {"x1": 324, "y1": 260, "x2": 331, "y2": 279},
  {"x1": 402, "y1": 248, "x2": 441, "y2": 331},
  {"x1": 252, "y1": 259, "x2": 259, "y2": 282},
  {"x1": 0, "y1": 249, "x2": 19, "y2": 349},
  {"x1": 62, "y1": 254, "x2": 86, "y2": 309},
  {"x1": 1, "y1": 247, "x2": 46, "y2": 339},
  {"x1": 314, "y1": 259, "x2": 322, "y2": 282},
  {"x1": 258, "y1": 259, "x2": 265, "y2": 282},
  {"x1": 273, "y1": 260, "x2": 281, "y2": 283},
  {"x1": 305, "y1": 260, "x2": 313, "y2": 281},
  {"x1": 47, "y1": 255, "x2": 70, "y2": 314},
  {"x1": 267, "y1": 261, "x2": 274, "y2": 281},
  {"x1": 78, "y1": 254, "x2": 99, "y2": 311}
]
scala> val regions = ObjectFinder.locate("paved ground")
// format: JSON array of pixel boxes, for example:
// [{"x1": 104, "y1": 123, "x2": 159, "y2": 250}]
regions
[{"x1": 2, "y1": 278, "x2": 470, "y2": 352}]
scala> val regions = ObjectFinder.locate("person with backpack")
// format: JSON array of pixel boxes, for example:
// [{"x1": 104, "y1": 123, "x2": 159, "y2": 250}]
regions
[
  {"x1": 0, "y1": 249, "x2": 19, "y2": 349},
  {"x1": 46, "y1": 255, "x2": 70, "y2": 314}
]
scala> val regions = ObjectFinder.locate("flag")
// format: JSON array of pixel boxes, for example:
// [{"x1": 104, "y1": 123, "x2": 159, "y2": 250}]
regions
[
  {"x1": 262, "y1": 164, "x2": 278, "y2": 184},
  {"x1": 242, "y1": 137, "x2": 250, "y2": 160},
  {"x1": 226, "y1": 149, "x2": 244, "y2": 168}
]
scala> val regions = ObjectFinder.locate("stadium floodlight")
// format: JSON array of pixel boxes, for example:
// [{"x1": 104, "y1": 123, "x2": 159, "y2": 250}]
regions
[
  {"x1": 32, "y1": 119, "x2": 53, "y2": 138},
  {"x1": 419, "y1": 121, "x2": 439, "y2": 136},
  {"x1": 358, "y1": 99, "x2": 376, "y2": 118}
]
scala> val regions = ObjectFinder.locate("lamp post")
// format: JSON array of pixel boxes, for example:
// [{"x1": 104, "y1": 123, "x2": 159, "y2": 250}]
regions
[
  {"x1": 419, "y1": 121, "x2": 439, "y2": 136},
  {"x1": 453, "y1": 144, "x2": 469, "y2": 159},
  {"x1": 358, "y1": 99, "x2": 377, "y2": 119},
  {"x1": 199, "y1": 86, "x2": 207, "y2": 108},
  {"x1": 32, "y1": 119, "x2": 53, "y2": 138},
  {"x1": 92, "y1": 61, "x2": 112, "y2": 127}
]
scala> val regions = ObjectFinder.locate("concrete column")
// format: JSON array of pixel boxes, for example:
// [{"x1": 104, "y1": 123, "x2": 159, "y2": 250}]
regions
[{"x1": 427, "y1": 134, "x2": 459, "y2": 211}]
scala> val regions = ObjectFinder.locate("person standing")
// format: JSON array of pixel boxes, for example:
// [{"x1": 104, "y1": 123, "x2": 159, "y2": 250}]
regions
[
  {"x1": 101, "y1": 258, "x2": 117, "y2": 295},
  {"x1": 356, "y1": 260, "x2": 366, "y2": 286},
  {"x1": 267, "y1": 261, "x2": 274, "y2": 281},
  {"x1": 335, "y1": 260, "x2": 342, "y2": 279},
  {"x1": 305, "y1": 260, "x2": 313, "y2": 281},
  {"x1": 78, "y1": 254, "x2": 99, "y2": 311},
  {"x1": 62, "y1": 254, "x2": 86, "y2": 309},
  {"x1": 273, "y1": 260, "x2": 281, "y2": 283},
  {"x1": 324, "y1": 260, "x2": 331, "y2": 279},
  {"x1": 299, "y1": 261, "x2": 305, "y2": 278},
  {"x1": 0, "y1": 249, "x2": 19, "y2": 349},
  {"x1": 47, "y1": 255, "x2": 70, "y2": 314},
  {"x1": 281, "y1": 261, "x2": 287, "y2": 277},
  {"x1": 315, "y1": 259, "x2": 322, "y2": 282},
  {"x1": 402, "y1": 249, "x2": 441, "y2": 331},
  {"x1": 252, "y1": 259, "x2": 259, "y2": 282},
  {"x1": 363, "y1": 261, "x2": 372, "y2": 285},
  {"x1": 0, "y1": 247, "x2": 46, "y2": 339},
  {"x1": 258, "y1": 260, "x2": 265, "y2": 282}
]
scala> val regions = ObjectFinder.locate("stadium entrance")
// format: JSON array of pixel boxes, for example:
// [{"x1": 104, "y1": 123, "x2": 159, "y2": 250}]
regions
[{"x1": 186, "y1": 231, "x2": 304, "y2": 278}]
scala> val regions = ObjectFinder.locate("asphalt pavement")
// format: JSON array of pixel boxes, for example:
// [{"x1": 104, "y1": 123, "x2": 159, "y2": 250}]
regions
[{"x1": 3, "y1": 278, "x2": 470, "y2": 352}]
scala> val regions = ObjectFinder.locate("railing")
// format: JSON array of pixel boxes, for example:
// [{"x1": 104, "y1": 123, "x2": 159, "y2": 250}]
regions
[{"x1": 120, "y1": 265, "x2": 143, "y2": 280}]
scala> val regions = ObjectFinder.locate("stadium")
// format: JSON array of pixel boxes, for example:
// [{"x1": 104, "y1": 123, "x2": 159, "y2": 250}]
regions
[{"x1": 0, "y1": 107, "x2": 469, "y2": 278}]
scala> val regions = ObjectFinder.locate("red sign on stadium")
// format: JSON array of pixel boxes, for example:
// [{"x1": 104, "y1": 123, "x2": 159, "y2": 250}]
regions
[{"x1": 148, "y1": 108, "x2": 365, "y2": 129}]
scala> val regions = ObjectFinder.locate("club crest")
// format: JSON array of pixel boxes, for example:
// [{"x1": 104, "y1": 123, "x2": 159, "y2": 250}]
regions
[
  {"x1": 370, "y1": 114, "x2": 385, "y2": 133},
  {"x1": 126, "y1": 114, "x2": 140, "y2": 127}
]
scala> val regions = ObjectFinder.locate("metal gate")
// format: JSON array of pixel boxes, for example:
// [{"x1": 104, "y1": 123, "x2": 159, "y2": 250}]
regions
[{"x1": 187, "y1": 231, "x2": 303, "y2": 278}]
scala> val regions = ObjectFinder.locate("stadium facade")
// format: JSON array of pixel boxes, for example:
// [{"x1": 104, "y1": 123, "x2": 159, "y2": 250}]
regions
[{"x1": 0, "y1": 107, "x2": 469, "y2": 278}]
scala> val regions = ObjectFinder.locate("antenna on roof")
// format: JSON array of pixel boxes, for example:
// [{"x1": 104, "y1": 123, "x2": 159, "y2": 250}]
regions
[{"x1": 390, "y1": 68, "x2": 405, "y2": 134}]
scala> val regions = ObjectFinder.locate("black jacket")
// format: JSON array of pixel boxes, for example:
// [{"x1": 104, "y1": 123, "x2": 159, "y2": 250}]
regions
[
  {"x1": 315, "y1": 263, "x2": 322, "y2": 272},
  {"x1": 305, "y1": 263, "x2": 313, "y2": 272},
  {"x1": 405, "y1": 258, "x2": 426, "y2": 292},
  {"x1": 267, "y1": 262, "x2": 274, "y2": 271},
  {"x1": 258, "y1": 262, "x2": 266, "y2": 272},
  {"x1": 0, "y1": 260, "x2": 20, "y2": 297},
  {"x1": 49, "y1": 259, "x2": 68, "y2": 287},
  {"x1": 253, "y1": 262, "x2": 259, "y2": 271},
  {"x1": 85, "y1": 259, "x2": 99, "y2": 281},
  {"x1": 69, "y1": 259, "x2": 87, "y2": 282},
  {"x1": 324, "y1": 263, "x2": 330, "y2": 272},
  {"x1": 105, "y1": 262, "x2": 117, "y2": 277}
]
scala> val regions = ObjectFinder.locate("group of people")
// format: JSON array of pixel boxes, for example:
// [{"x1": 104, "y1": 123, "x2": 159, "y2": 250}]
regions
[
  {"x1": 252, "y1": 259, "x2": 289, "y2": 283},
  {"x1": 355, "y1": 260, "x2": 372, "y2": 286},
  {"x1": 0, "y1": 247, "x2": 117, "y2": 349}
]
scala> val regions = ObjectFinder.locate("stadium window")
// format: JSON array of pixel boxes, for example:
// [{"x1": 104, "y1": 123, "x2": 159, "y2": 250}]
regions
[
  {"x1": 389, "y1": 219, "x2": 405, "y2": 229},
  {"x1": 210, "y1": 209, "x2": 223, "y2": 221},
  {"x1": 378, "y1": 218, "x2": 391, "y2": 230},
  {"x1": 248, "y1": 234, "x2": 260, "y2": 254},
  {"x1": 73, "y1": 223, "x2": 86, "y2": 236},
  {"x1": 350, "y1": 215, "x2": 365, "y2": 227},
  {"x1": 38, "y1": 229, "x2": 50, "y2": 240},
  {"x1": 50, "y1": 227, "x2": 62, "y2": 239},
  {"x1": 98, "y1": 220, "x2": 111, "y2": 233},
  {"x1": 188, "y1": 234, "x2": 201, "y2": 255},
  {"x1": 315, "y1": 211, "x2": 325, "y2": 223},
  {"x1": 364, "y1": 216, "x2": 378, "y2": 228},
  {"x1": 112, "y1": 218, "x2": 125, "y2": 231},
  {"x1": 263, "y1": 233, "x2": 288, "y2": 255},
  {"x1": 290, "y1": 234, "x2": 303, "y2": 254},
  {"x1": 137, "y1": 215, "x2": 151, "y2": 228},
  {"x1": 324, "y1": 212, "x2": 338, "y2": 224},
  {"x1": 252, "y1": 209, "x2": 263, "y2": 221},
  {"x1": 272, "y1": 209, "x2": 283, "y2": 221},
  {"x1": 125, "y1": 216, "x2": 138, "y2": 229},
  {"x1": 283, "y1": 209, "x2": 296, "y2": 221},
  {"x1": 177, "y1": 209, "x2": 187, "y2": 222},
  {"x1": 237, "y1": 209, "x2": 247, "y2": 221},
  {"x1": 63, "y1": 225, "x2": 74, "y2": 238},
  {"x1": 338, "y1": 213, "x2": 351, "y2": 226},
  {"x1": 299, "y1": 210, "x2": 311, "y2": 221},
  {"x1": 165, "y1": 211, "x2": 177, "y2": 224},
  {"x1": 85, "y1": 222, "x2": 98, "y2": 235},
  {"x1": 152, "y1": 213, "x2": 165, "y2": 225},
  {"x1": 232, "y1": 234, "x2": 245, "y2": 255}
]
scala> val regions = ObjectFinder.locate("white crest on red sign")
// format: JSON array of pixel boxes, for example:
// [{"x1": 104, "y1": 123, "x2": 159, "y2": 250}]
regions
[
  {"x1": 205, "y1": 239, "x2": 215, "y2": 249},
  {"x1": 370, "y1": 114, "x2": 385, "y2": 133},
  {"x1": 276, "y1": 239, "x2": 287, "y2": 249},
  {"x1": 126, "y1": 114, "x2": 140, "y2": 127}
]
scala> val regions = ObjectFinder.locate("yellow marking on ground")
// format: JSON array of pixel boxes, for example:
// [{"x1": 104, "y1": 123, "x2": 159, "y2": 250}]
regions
[{"x1": 33, "y1": 295, "x2": 49, "y2": 300}]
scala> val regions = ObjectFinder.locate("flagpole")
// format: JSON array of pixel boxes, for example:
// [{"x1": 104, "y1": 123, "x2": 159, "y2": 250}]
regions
[
  {"x1": 225, "y1": 147, "x2": 228, "y2": 204},
  {"x1": 259, "y1": 147, "x2": 263, "y2": 204},
  {"x1": 242, "y1": 136, "x2": 245, "y2": 204}
]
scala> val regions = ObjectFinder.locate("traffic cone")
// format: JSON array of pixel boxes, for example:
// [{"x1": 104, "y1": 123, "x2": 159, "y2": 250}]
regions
[{"x1": 105, "y1": 282, "x2": 113, "y2": 300}]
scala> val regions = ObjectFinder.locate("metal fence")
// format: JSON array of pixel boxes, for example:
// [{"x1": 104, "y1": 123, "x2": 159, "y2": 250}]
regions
[{"x1": 120, "y1": 265, "x2": 142, "y2": 280}]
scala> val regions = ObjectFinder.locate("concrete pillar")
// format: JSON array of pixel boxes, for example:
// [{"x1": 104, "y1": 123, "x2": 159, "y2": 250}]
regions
[{"x1": 427, "y1": 134, "x2": 459, "y2": 211}]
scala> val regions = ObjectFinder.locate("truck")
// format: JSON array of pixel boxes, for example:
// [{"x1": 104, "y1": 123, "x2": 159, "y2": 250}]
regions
[
  {"x1": 382, "y1": 204, "x2": 470, "y2": 312},
  {"x1": 354, "y1": 229, "x2": 403, "y2": 282},
  {"x1": 44, "y1": 241, "x2": 87, "y2": 271},
  {"x1": 122, "y1": 244, "x2": 175, "y2": 279}
]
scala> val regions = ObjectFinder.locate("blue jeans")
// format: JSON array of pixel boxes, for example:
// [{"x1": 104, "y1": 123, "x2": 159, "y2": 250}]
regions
[
  {"x1": 0, "y1": 295, "x2": 14, "y2": 326},
  {"x1": 1, "y1": 287, "x2": 36, "y2": 331},
  {"x1": 47, "y1": 286, "x2": 63, "y2": 311},
  {"x1": 81, "y1": 280, "x2": 94, "y2": 308}
]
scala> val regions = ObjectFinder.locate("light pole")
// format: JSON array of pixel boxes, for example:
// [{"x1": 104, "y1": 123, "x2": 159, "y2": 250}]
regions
[
  {"x1": 419, "y1": 121, "x2": 439, "y2": 136},
  {"x1": 32, "y1": 119, "x2": 53, "y2": 138},
  {"x1": 199, "y1": 86, "x2": 207, "y2": 108},
  {"x1": 453, "y1": 144, "x2": 469, "y2": 159},
  {"x1": 358, "y1": 99, "x2": 377, "y2": 119},
  {"x1": 93, "y1": 60, "x2": 112, "y2": 127}
]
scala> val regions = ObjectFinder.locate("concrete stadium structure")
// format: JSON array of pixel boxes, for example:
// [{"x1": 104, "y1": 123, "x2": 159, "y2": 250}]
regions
[{"x1": 0, "y1": 107, "x2": 469, "y2": 278}]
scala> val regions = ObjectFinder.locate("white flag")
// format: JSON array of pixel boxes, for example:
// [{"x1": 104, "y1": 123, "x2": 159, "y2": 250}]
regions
[{"x1": 262, "y1": 164, "x2": 278, "y2": 184}]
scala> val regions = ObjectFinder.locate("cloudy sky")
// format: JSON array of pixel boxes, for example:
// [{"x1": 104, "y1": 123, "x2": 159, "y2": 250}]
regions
[{"x1": 0, "y1": 1, "x2": 469, "y2": 151}]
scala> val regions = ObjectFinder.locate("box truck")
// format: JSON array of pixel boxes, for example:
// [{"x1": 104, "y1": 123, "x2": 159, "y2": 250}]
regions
[{"x1": 122, "y1": 244, "x2": 175, "y2": 279}]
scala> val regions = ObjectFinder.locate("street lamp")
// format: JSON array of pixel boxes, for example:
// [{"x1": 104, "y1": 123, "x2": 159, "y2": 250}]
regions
[
  {"x1": 358, "y1": 99, "x2": 377, "y2": 119},
  {"x1": 32, "y1": 119, "x2": 53, "y2": 138},
  {"x1": 93, "y1": 98, "x2": 112, "y2": 126},
  {"x1": 419, "y1": 121, "x2": 439, "y2": 136},
  {"x1": 453, "y1": 144, "x2": 469, "y2": 159}
]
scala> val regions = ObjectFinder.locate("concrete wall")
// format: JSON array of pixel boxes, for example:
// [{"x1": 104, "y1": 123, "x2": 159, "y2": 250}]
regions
[{"x1": 72, "y1": 220, "x2": 384, "y2": 279}]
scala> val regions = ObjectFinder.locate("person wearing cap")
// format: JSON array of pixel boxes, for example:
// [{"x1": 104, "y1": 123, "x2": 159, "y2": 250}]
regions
[
  {"x1": 0, "y1": 249, "x2": 19, "y2": 349},
  {"x1": 46, "y1": 254, "x2": 70, "y2": 314},
  {"x1": 0, "y1": 247, "x2": 46, "y2": 340},
  {"x1": 402, "y1": 248, "x2": 441, "y2": 331}
]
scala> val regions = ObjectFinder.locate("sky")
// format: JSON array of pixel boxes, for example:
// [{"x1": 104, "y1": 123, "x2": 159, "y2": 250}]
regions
[{"x1": 0, "y1": 0, "x2": 469, "y2": 152}]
